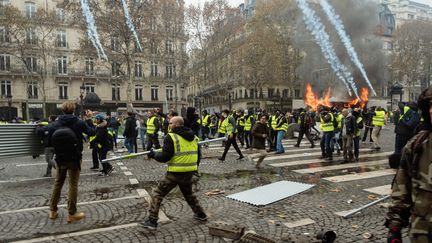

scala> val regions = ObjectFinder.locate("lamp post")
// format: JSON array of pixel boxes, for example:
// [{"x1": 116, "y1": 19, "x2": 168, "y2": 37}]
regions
[
  {"x1": 80, "y1": 84, "x2": 85, "y2": 117},
  {"x1": 7, "y1": 95, "x2": 12, "y2": 122},
  {"x1": 228, "y1": 86, "x2": 233, "y2": 111}
]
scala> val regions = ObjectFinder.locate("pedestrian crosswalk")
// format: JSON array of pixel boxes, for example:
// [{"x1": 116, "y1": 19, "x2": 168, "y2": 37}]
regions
[{"x1": 205, "y1": 137, "x2": 395, "y2": 196}]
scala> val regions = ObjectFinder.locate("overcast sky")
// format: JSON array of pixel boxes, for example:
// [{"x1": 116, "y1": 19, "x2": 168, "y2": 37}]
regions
[{"x1": 184, "y1": 0, "x2": 432, "y2": 7}]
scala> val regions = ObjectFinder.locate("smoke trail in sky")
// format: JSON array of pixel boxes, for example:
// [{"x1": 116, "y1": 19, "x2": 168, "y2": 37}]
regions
[
  {"x1": 296, "y1": 0, "x2": 360, "y2": 99},
  {"x1": 121, "y1": 0, "x2": 142, "y2": 52},
  {"x1": 80, "y1": 0, "x2": 107, "y2": 60},
  {"x1": 319, "y1": 0, "x2": 377, "y2": 96}
]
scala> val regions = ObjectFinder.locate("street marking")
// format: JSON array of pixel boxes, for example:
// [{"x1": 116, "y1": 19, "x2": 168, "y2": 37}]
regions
[
  {"x1": 124, "y1": 171, "x2": 133, "y2": 176},
  {"x1": 269, "y1": 152, "x2": 392, "y2": 167},
  {"x1": 0, "y1": 195, "x2": 143, "y2": 215},
  {"x1": 293, "y1": 160, "x2": 388, "y2": 174},
  {"x1": 284, "y1": 218, "x2": 315, "y2": 228},
  {"x1": 120, "y1": 166, "x2": 128, "y2": 170},
  {"x1": 10, "y1": 223, "x2": 139, "y2": 243},
  {"x1": 136, "y1": 189, "x2": 171, "y2": 223},
  {"x1": 323, "y1": 169, "x2": 396, "y2": 183},
  {"x1": 0, "y1": 172, "x2": 107, "y2": 184},
  {"x1": 129, "y1": 178, "x2": 139, "y2": 185},
  {"x1": 363, "y1": 184, "x2": 391, "y2": 196},
  {"x1": 264, "y1": 149, "x2": 376, "y2": 161},
  {"x1": 16, "y1": 163, "x2": 46, "y2": 167}
]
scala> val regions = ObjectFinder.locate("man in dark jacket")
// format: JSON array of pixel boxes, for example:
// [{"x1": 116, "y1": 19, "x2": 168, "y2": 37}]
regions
[
  {"x1": 341, "y1": 108, "x2": 357, "y2": 163},
  {"x1": 92, "y1": 114, "x2": 113, "y2": 176},
  {"x1": 362, "y1": 107, "x2": 374, "y2": 143},
  {"x1": 184, "y1": 107, "x2": 200, "y2": 136},
  {"x1": 295, "y1": 108, "x2": 314, "y2": 148},
  {"x1": 394, "y1": 102, "x2": 420, "y2": 154},
  {"x1": 35, "y1": 115, "x2": 57, "y2": 177},
  {"x1": 49, "y1": 102, "x2": 95, "y2": 223},
  {"x1": 247, "y1": 114, "x2": 269, "y2": 168},
  {"x1": 141, "y1": 116, "x2": 207, "y2": 230},
  {"x1": 123, "y1": 112, "x2": 137, "y2": 153}
]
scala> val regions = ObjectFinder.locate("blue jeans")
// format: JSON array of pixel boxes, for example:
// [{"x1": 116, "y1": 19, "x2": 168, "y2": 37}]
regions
[
  {"x1": 320, "y1": 131, "x2": 334, "y2": 157},
  {"x1": 276, "y1": 130, "x2": 285, "y2": 153},
  {"x1": 124, "y1": 137, "x2": 135, "y2": 153},
  {"x1": 140, "y1": 128, "x2": 146, "y2": 150}
]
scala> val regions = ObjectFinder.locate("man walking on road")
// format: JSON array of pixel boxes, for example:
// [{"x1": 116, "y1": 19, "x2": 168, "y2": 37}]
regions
[
  {"x1": 371, "y1": 107, "x2": 386, "y2": 150},
  {"x1": 141, "y1": 116, "x2": 207, "y2": 230},
  {"x1": 247, "y1": 114, "x2": 269, "y2": 168},
  {"x1": 218, "y1": 110, "x2": 244, "y2": 161},
  {"x1": 295, "y1": 107, "x2": 314, "y2": 148}
]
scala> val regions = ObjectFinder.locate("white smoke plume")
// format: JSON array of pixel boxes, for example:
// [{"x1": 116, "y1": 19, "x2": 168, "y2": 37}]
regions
[
  {"x1": 120, "y1": 0, "x2": 142, "y2": 52},
  {"x1": 80, "y1": 0, "x2": 108, "y2": 60},
  {"x1": 319, "y1": 0, "x2": 377, "y2": 96},
  {"x1": 296, "y1": 0, "x2": 359, "y2": 98}
]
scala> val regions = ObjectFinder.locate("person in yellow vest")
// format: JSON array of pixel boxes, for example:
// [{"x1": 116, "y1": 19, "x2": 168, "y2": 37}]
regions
[
  {"x1": 91, "y1": 114, "x2": 114, "y2": 176},
  {"x1": 268, "y1": 111, "x2": 280, "y2": 152},
  {"x1": 141, "y1": 116, "x2": 207, "y2": 230},
  {"x1": 371, "y1": 106, "x2": 386, "y2": 150},
  {"x1": 319, "y1": 106, "x2": 335, "y2": 160},
  {"x1": 218, "y1": 109, "x2": 244, "y2": 161},
  {"x1": 209, "y1": 113, "x2": 217, "y2": 138},
  {"x1": 352, "y1": 107, "x2": 364, "y2": 162},
  {"x1": 146, "y1": 110, "x2": 161, "y2": 151},
  {"x1": 243, "y1": 109, "x2": 255, "y2": 149},
  {"x1": 217, "y1": 112, "x2": 226, "y2": 147},
  {"x1": 275, "y1": 112, "x2": 288, "y2": 154},
  {"x1": 200, "y1": 110, "x2": 210, "y2": 142},
  {"x1": 236, "y1": 110, "x2": 245, "y2": 147},
  {"x1": 331, "y1": 107, "x2": 343, "y2": 155}
]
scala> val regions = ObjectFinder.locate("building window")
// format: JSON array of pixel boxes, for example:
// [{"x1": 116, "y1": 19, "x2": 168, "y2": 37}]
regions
[
  {"x1": 84, "y1": 82, "x2": 95, "y2": 94},
  {"x1": 111, "y1": 61, "x2": 121, "y2": 77},
  {"x1": 0, "y1": 27, "x2": 10, "y2": 43},
  {"x1": 134, "y1": 61, "x2": 143, "y2": 77},
  {"x1": 57, "y1": 56, "x2": 67, "y2": 74},
  {"x1": 151, "y1": 85, "x2": 158, "y2": 101},
  {"x1": 150, "y1": 40, "x2": 157, "y2": 54},
  {"x1": 135, "y1": 85, "x2": 143, "y2": 100},
  {"x1": 267, "y1": 88, "x2": 274, "y2": 98},
  {"x1": 85, "y1": 57, "x2": 94, "y2": 75},
  {"x1": 165, "y1": 21, "x2": 171, "y2": 33},
  {"x1": 150, "y1": 61, "x2": 158, "y2": 77},
  {"x1": 25, "y1": 57, "x2": 37, "y2": 73},
  {"x1": 165, "y1": 63, "x2": 173, "y2": 78},
  {"x1": 28, "y1": 81, "x2": 38, "y2": 99},
  {"x1": 0, "y1": 0, "x2": 10, "y2": 6},
  {"x1": 0, "y1": 80, "x2": 11, "y2": 96},
  {"x1": 166, "y1": 86, "x2": 173, "y2": 101},
  {"x1": 111, "y1": 36, "x2": 119, "y2": 51},
  {"x1": 239, "y1": 89, "x2": 243, "y2": 99},
  {"x1": 25, "y1": 2, "x2": 36, "y2": 18},
  {"x1": 112, "y1": 83, "x2": 120, "y2": 101},
  {"x1": 165, "y1": 40, "x2": 173, "y2": 54},
  {"x1": 57, "y1": 7, "x2": 65, "y2": 22},
  {"x1": 150, "y1": 16, "x2": 157, "y2": 30},
  {"x1": 57, "y1": 30, "x2": 67, "y2": 47},
  {"x1": 58, "y1": 81, "x2": 68, "y2": 99},
  {"x1": 408, "y1": 14, "x2": 414, "y2": 19},
  {"x1": 282, "y1": 89, "x2": 288, "y2": 98},
  {"x1": 0, "y1": 54, "x2": 10, "y2": 71},
  {"x1": 295, "y1": 89, "x2": 300, "y2": 98},
  {"x1": 26, "y1": 28, "x2": 37, "y2": 45}
]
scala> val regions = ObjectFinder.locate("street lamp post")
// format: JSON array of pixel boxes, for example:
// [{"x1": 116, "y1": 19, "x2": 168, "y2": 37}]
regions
[
  {"x1": 80, "y1": 85, "x2": 85, "y2": 117},
  {"x1": 228, "y1": 86, "x2": 233, "y2": 111},
  {"x1": 7, "y1": 95, "x2": 12, "y2": 122}
]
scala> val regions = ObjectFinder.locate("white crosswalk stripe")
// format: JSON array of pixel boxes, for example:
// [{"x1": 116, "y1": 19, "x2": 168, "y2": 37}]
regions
[
  {"x1": 293, "y1": 159, "x2": 388, "y2": 174},
  {"x1": 322, "y1": 169, "x2": 396, "y2": 183}
]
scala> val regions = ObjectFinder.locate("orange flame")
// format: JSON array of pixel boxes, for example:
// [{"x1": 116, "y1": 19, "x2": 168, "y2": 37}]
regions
[
  {"x1": 347, "y1": 88, "x2": 369, "y2": 108},
  {"x1": 304, "y1": 83, "x2": 332, "y2": 111}
]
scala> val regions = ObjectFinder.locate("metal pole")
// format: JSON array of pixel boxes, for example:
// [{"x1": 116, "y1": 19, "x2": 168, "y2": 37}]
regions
[
  {"x1": 340, "y1": 195, "x2": 390, "y2": 218},
  {"x1": 102, "y1": 137, "x2": 227, "y2": 163}
]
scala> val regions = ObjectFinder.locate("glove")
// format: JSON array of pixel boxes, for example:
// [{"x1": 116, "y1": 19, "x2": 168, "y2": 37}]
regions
[
  {"x1": 387, "y1": 227, "x2": 402, "y2": 243},
  {"x1": 147, "y1": 149, "x2": 155, "y2": 159}
]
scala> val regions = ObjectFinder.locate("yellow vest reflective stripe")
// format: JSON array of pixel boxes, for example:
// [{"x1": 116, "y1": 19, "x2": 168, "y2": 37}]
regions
[
  {"x1": 237, "y1": 116, "x2": 245, "y2": 127},
  {"x1": 89, "y1": 135, "x2": 96, "y2": 142},
  {"x1": 271, "y1": 115, "x2": 277, "y2": 129},
  {"x1": 320, "y1": 113, "x2": 335, "y2": 132},
  {"x1": 218, "y1": 119, "x2": 226, "y2": 134},
  {"x1": 244, "y1": 116, "x2": 253, "y2": 131},
  {"x1": 276, "y1": 117, "x2": 288, "y2": 132},
  {"x1": 39, "y1": 122, "x2": 49, "y2": 125},
  {"x1": 372, "y1": 111, "x2": 385, "y2": 126},
  {"x1": 336, "y1": 114, "x2": 343, "y2": 128},
  {"x1": 167, "y1": 133, "x2": 198, "y2": 172},
  {"x1": 202, "y1": 115, "x2": 209, "y2": 127},
  {"x1": 297, "y1": 112, "x2": 305, "y2": 124},
  {"x1": 147, "y1": 116, "x2": 156, "y2": 135},
  {"x1": 355, "y1": 117, "x2": 363, "y2": 137},
  {"x1": 399, "y1": 106, "x2": 410, "y2": 121},
  {"x1": 224, "y1": 116, "x2": 234, "y2": 135}
]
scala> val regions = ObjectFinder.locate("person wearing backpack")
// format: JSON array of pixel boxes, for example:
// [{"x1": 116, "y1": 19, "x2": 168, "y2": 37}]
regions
[
  {"x1": 92, "y1": 114, "x2": 114, "y2": 176},
  {"x1": 49, "y1": 102, "x2": 96, "y2": 223},
  {"x1": 295, "y1": 107, "x2": 314, "y2": 148}
]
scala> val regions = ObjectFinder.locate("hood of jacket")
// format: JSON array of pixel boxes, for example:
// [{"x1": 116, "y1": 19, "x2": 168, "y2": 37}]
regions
[
  {"x1": 58, "y1": 114, "x2": 79, "y2": 126},
  {"x1": 171, "y1": 126, "x2": 195, "y2": 141}
]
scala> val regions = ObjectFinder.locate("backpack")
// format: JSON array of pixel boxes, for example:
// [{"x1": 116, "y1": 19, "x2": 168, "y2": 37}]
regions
[{"x1": 51, "y1": 124, "x2": 80, "y2": 164}]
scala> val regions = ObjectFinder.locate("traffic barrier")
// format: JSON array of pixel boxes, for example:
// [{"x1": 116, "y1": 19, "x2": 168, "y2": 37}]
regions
[{"x1": 0, "y1": 124, "x2": 44, "y2": 159}]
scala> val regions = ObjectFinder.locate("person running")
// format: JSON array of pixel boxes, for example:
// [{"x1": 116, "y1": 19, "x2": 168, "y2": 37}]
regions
[{"x1": 218, "y1": 110, "x2": 244, "y2": 161}]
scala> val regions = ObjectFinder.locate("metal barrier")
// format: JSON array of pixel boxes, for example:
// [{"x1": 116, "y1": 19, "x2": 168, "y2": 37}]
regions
[{"x1": 0, "y1": 124, "x2": 44, "y2": 159}]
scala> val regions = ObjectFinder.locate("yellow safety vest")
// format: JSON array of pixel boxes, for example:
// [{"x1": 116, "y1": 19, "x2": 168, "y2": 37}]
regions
[
  {"x1": 167, "y1": 133, "x2": 198, "y2": 172},
  {"x1": 320, "y1": 113, "x2": 335, "y2": 132},
  {"x1": 224, "y1": 116, "x2": 234, "y2": 135},
  {"x1": 276, "y1": 117, "x2": 288, "y2": 132},
  {"x1": 355, "y1": 117, "x2": 363, "y2": 137},
  {"x1": 217, "y1": 119, "x2": 226, "y2": 134},
  {"x1": 202, "y1": 115, "x2": 209, "y2": 127},
  {"x1": 237, "y1": 116, "x2": 245, "y2": 127},
  {"x1": 336, "y1": 114, "x2": 343, "y2": 128},
  {"x1": 297, "y1": 112, "x2": 305, "y2": 124},
  {"x1": 270, "y1": 115, "x2": 277, "y2": 129},
  {"x1": 244, "y1": 116, "x2": 253, "y2": 132},
  {"x1": 147, "y1": 116, "x2": 156, "y2": 135},
  {"x1": 372, "y1": 111, "x2": 385, "y2": 127},
  {"x1": 399, "y1": 106, "x2": 410, "y2": 121}
]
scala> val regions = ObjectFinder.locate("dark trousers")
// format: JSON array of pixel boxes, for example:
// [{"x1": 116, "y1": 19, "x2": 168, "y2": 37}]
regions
[
  {"x1": 362, "y1": 126, "x2": 373, "y2": 142},
  {"x1": 201, "y1": 127, "x2": 209, "y2": 141},
  {"x1": 296, "y1": 128, "x2": 314, "y2": 146},
  {"x1": 133, "y1": 136, "x2": 138, "y2": 153},
  {"x1": 44, "y1": 147, "x2": 55, "y2": 175},
  {"x1": 237, "y1": 128, "x2": 244, "y2": 146},
  {"x1": 244, "y1": 131, "x2": 252, "y2": 148},
  {"x1": 221, "y1": 134, "x2": 243, "y2": 159},
  {"x1": 149, "y1": 172, "x2": 204, "y2": 220},
  {"x1": 50, "y1": 166, "x2": 80, "y2": 215},
  {"x1": 320, "y1": 131, "x2": 334, "y2": 158},
  {"x1": 353, "y1": 136, "x2": 360, "y2": 159},
  {"x1": 98, "y1": 149, "x2": 112, "y2": 173},
  {"x1": 269, "y1": 129, "x2": 276, "y2": 150},
  {"x1": 146, "y1": 134, "x2": 161, "y2": 151},
  {"x1": 113, "y1": 129, "x2": 118, "y2": 148},
  {"x1": 92, "y1": 148, "x2": 99, "y2": 168},
  {"x1": 395, "y1": 134, "x2": 410, "y2": 154},
  {"x1": 218, "y1": 133, "x2": 226, "y2": 147}
]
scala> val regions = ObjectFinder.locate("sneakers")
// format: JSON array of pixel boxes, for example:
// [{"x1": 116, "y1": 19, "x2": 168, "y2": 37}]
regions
[
  {"x1": 310, "y1": 144, "x2": 315, "y2": 148},
  {"x1": 48, "y1": 211, "x2": 58, "y2": 220},
  {"x1": 217, "y1": 157, "x2": 225, "y2": 161},
  {"x1": 325, "y1": 157, "x2": 333, "y2": 161},
  {"x1": 67, "y1": 212, "x2": 85, "y2": 223},
  {"x1": 194, "y1": 212, "x2": 208, "y2": 221},
  {"x1": 43, "y1": 174, "x2": 52, "y2": 177},
  {"x1": 236, "y1": 156, "x2": 244, "y2": 160},
  {"x1": 140, "y1": 217, "x2": 158, "y2": 230},
  {"x1": 293, "y1": 144, "x2": 300, "y2": 147}
]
